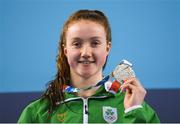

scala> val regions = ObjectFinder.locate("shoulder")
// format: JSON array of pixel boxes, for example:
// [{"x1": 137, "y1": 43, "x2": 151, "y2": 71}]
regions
[
  {"x1": 18, "y1": 97, "x2": 49, "y2": 123},
  {"x1": 24, "y1": 97, "x2": 49, "y2": 111}
]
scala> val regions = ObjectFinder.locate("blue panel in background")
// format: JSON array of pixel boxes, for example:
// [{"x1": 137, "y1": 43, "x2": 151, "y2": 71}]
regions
[{"x1": 0, "y1": 0, "x2": 180, "y2": 92}]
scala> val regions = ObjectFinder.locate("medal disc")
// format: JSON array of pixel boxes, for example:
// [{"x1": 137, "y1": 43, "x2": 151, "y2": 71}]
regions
[{"x1": 113, "y1": 60, "x2": 135, "y2": 83}]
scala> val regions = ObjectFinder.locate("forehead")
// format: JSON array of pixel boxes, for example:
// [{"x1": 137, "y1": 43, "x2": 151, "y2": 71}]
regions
[{"x1": 66, "y1": 20, "x2": 106, "y2": 40}]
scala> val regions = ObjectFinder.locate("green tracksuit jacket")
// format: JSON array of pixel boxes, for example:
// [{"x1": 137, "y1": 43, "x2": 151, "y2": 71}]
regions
[{"x1": 18, "y1": 86, "x2": 160, "y2": 123}]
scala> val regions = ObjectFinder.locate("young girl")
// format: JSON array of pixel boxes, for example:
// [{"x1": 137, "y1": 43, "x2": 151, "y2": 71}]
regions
[{"x1": 18, "y1": 9, "x2": 160, "y2": 123}]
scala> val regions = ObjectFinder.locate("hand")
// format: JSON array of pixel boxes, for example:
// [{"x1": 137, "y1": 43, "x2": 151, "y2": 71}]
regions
[{"x1": 120, "y1": 77, "x2": 146, "y2": 110}]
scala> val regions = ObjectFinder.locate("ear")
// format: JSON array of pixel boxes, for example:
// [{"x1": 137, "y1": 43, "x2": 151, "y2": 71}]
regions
[
  {"x1": 106, "y1": 42, "x2": 111, "y2": 53},
  {"x1": 63, "y1": 45, "x2": 67, "y2": 56}
]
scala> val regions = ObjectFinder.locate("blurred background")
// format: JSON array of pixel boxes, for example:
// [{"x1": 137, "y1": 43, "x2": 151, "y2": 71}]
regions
[{"x1": 0, "y1": 0, "x2": 180, "y2": 122}]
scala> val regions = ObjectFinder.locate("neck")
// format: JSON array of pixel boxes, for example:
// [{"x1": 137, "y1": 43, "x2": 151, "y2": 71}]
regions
[
  {"x1": 70, "y1": 70, "x2": 103, "y2": 98},
  {"x1": 71, "y1": 71, "x2": 103, "y2": 89},
  {"x1": 76, "y1": 86, "x2": 100, "y2": 98}
]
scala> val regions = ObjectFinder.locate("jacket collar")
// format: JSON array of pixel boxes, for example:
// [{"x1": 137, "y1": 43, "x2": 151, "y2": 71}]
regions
[{"x1": 64, "y1": 85, "x2": 114, "y2": 101}]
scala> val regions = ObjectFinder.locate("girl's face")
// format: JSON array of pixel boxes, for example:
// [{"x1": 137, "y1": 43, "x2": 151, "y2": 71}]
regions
[{"x1": 64, "y1": 20, "x2": 110, "y2": 79}]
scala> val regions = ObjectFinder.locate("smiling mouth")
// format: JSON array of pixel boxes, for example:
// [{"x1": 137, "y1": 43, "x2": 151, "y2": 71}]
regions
[{"x1": 78, "y1": 61, "x2": 95, "y2": 64}]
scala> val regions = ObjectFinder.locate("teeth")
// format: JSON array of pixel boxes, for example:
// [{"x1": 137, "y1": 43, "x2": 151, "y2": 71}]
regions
[
  {"x1": 79, "y1": 61, "x2": 95, "y2": 64},
  {"x1": 82, "y1": 61, "x2": 90, "y2": 64}
]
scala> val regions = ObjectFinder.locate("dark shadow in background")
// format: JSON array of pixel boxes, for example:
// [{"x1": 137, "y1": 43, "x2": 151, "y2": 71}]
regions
[{"x1": 0, "y1": 89, "x2": 180, "y2": 122}]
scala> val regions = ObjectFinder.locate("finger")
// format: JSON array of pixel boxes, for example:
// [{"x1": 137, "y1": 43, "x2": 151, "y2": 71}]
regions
[
  {"x1": 123, "y1": 77, "x2": 142, "y2": 87},
  {"x1": 125, "y1": 85, "x2": 132, "y2": 94},
  {"x1": 122, "y1": 81, "x2": 147, "y2": 97},
  {"x1": 120, "y1": 83, "x2": 136, "y2": 93}
]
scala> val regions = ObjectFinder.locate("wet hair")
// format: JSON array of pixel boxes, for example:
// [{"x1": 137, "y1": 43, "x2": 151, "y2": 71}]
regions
[{"x1": 43, "y1": 9, "x2": 112, "y2": 113}]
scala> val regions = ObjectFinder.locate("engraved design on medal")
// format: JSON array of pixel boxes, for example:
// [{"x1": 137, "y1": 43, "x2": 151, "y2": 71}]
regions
[{"x1": 112, "y1": 60, "x2": 135, "y2": 83}]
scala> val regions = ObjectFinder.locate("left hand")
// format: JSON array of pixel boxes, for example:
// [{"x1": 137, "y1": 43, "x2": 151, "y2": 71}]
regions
[{"x1": 120, "y1": 77, "x2": 146, "y2": 109}]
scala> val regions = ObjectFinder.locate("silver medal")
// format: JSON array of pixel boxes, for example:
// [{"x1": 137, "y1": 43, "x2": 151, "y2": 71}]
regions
[{"x1": 112, "y1": 60, "x2": 135, "y2": 83}]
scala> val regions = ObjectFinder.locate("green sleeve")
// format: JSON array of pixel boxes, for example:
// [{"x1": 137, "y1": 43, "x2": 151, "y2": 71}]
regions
[
  {"x1": 122, "y1": 102, "x2": 160, "y2": 123},
  {"x1": 18, "y1": 103, "x2": 37, "y2": 123}
]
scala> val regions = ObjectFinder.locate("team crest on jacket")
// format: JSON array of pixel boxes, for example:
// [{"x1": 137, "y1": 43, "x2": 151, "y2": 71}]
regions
[{"x1": 103, "y1": 106, "x2": 117, "y2": 123}]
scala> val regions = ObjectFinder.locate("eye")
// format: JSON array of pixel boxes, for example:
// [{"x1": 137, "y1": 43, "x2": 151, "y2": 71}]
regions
[
  {"x1": 91, "y1": 40, "x2": 100, "y2": 47},
  {"x1": 72, "y1": 41, "x2": 82, "y2": 48}
]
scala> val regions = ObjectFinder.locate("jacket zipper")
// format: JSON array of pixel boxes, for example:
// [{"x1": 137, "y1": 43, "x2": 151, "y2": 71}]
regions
[{"x1": 82, "y1": 98, "x2": 88, "y2": 124}]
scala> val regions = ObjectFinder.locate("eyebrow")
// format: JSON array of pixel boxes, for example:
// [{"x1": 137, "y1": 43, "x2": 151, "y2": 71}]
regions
[
  {"x1": 71, "y1": 37, "x2": 82, "y2": 41},
  {"x1": 90, "y1": 36, "x2": 101, "y2": 40},
  {"x1": 72, "y1": 36, "x2": 101, "y2": 41}
]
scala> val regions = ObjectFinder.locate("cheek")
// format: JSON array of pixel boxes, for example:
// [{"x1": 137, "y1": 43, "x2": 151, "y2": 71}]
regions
[
  {"x1": 66, "y1": 51, "x2": 79, "y2": 67},
  {"x1": 95, "y1": 50, "x2": 108, "y2": 65}
]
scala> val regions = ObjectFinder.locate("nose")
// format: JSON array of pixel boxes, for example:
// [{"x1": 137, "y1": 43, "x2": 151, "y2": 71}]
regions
[{"x1": 81, "y1": 44, "x2": 92, "y2": 59}]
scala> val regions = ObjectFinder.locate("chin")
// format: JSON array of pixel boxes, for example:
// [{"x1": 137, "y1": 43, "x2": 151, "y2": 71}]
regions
[{"x1": 79, "y1": 72, "x2": 94, "y2": 78}]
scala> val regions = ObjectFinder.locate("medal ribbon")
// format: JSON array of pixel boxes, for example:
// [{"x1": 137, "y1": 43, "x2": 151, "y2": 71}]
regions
[{"x1": 63, "y1": 75, "x2": 110, "y2": 93}]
